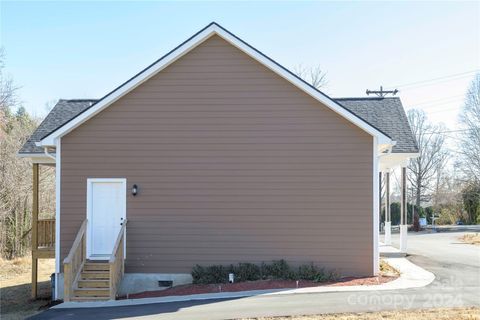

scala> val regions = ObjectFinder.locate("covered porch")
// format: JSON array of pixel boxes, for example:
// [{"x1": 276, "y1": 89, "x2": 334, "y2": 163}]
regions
[
  {"x1": 378, "y1": 152, "x2": 416, "y2": 254},
  {"x1": 31, "y1": 162, "x2": 56, "y2": 299}
]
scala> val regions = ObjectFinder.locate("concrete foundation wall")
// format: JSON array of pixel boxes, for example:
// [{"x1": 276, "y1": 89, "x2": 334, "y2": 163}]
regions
[
  {"x1": 118, "y1": 273, "x2": 193, "y2": 296},
  {"x1": 56, "y1": 272, "x2": 192, "y2": 299}
]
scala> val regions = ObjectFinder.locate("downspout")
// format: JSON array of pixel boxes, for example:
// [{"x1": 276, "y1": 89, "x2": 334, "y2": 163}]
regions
[{"x1": 43, "y1": 146, "x2": 56, "y2": 160}]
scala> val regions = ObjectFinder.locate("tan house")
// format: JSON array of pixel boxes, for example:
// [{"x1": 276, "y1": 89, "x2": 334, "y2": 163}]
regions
[{"x1": 19, "y1": 23, "x2": 418, "y2": 302}]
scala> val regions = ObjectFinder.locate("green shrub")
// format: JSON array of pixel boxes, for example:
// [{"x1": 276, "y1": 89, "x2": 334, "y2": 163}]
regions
[
  {"x1": 192, "y1": 264, "x2": 229, "y2": 284},
  {"x1": 296, "y1": 263, "x2": 338, "y2": 282},
  {"x1": 191, "y1": 260, "x2": 338, "y2": 284},
  {"x1": 233, "y1": 263, "x2": 261, "y2": 282},
  {"x1": 314, "y1": 269, "x2": 339, "y2": 283},
  {"x1": 297, "y1": 263, "x2": 318, "y2": 281},
  {"x1": 261, "y1": 259, "x2": 295, "y2": 280}
]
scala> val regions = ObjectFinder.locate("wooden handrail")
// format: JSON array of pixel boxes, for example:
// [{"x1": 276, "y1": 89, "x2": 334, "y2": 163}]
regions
[
  {"x1": 64, "y1": 219, "x2": 87, "y2": 264},
  {"x1": 109, "y1": 219, "x2": 128, "y2": 263},
  {"x1": 63, "y1": 219, "x2": 87, "y2": 302},
  {"x1": 109, "y1": 219, "x2": 127, "y2": 299}
]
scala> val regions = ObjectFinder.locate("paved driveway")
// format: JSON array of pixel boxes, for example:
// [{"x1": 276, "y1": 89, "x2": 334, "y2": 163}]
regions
[{"x1": 31, "y1": 231, "x2": 480, "y2": 319}]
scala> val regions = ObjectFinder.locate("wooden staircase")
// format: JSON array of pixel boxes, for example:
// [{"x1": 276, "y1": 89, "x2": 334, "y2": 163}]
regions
[
  {"x1": 64, "y1": 219, "x2": 127, "y2": 302},
  {"x1": 71, "y1": 261, "x2": 111, "y2": 301}
]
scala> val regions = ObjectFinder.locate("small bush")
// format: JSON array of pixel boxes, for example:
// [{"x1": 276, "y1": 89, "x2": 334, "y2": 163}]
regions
[
  {"x1": 192, "y1": 264, "x2": 229, "y2": 284},
  {"x1": 261, "y1": 259, "x2": 295, "y2": 280},
  {"x1": 233, "y1": 263, "x2": 261, "y2": 282},
  {"x1": 297, "y1": 263, "x2": 318, "y2": 281},
  {"x1": 191, "y1": 260, "x2": 338, "y2": 284},
  {"x1": 313, "y1": 269, "x2": 339, "y2": 283},
  {"x1": 295, "y1": 263, "x2": 338, "y2": 282}
]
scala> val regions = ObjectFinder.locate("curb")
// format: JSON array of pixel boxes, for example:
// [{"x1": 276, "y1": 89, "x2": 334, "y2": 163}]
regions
[{"x1": 52, "y1": 256, "x2": 435, "y2": 309}]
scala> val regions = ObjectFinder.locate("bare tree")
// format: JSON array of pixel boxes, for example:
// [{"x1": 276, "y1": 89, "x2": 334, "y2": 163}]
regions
[
  {"x1": 293, "y1": 64, "x2": 327, "y2": 89},
  {"x1": 0, "y1": 51, "x2": 55, "y2": 258},
  {"x1": 407, "y1": 109, "x2": 449, "y2": 230},
  {"x1": 0, "y1": 48, "x2": 19, "y2": 112},
  {"x1": 459, "y1": 74, "x2": 480, "y2": 182}
]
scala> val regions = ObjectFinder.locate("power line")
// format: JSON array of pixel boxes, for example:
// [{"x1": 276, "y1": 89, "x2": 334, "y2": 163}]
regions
[
  {"x1": 407, "y1": 106, "x2": 462, "y2": 115},
  {"x1": 437, "y1": 129, "x2": 473, "y2": 133},
  {"x1": 409, "y1": 94, "x2": 465, "y2": 106},
  {"x1": 427, "y1": 107, "x2": 463, "y2": 115},
  {"x1": 385, "y1": 69, "x2": 479, "y2": 89},
  {"x1": 398, "y1": 75, "x2": 476, "y2": 91},
  {"x1": 415, "y1": 98, "x2": 464, "y2": 109},
  {"x1": 422, "y1": 129, "x2": 472, "y2": 134}
]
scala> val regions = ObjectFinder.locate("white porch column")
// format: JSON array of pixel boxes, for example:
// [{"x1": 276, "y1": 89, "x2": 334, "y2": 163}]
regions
[
  {"x1": 384, "y1": 170, "x2": 392, "y2": 245},
  {"x1": 400, "y1": 166, "x2": 408, "y2": 252}
]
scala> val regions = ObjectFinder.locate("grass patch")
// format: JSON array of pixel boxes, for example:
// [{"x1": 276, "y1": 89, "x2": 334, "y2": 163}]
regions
[
  {"x1": 0, "y1": 255, "x2": 54, "y2": 320},
  {"x1": 379, "y1": 259, "x2": 399, "y2": 277},
  {"x1": 460, "y1": 233, "x2": 480, "y2": 246},
  {"x1": 240, "y1": 307, "x2": 480, "y2": 319}
]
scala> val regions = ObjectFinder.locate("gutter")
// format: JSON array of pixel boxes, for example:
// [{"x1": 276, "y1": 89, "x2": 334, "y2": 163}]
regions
[{"x1": 43, "y1": 146, "x2": 56, "y2": 160}]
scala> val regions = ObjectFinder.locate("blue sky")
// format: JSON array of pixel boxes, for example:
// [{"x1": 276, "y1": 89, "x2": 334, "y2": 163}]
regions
[{"x1": 1, "y1": 1, "x2": 479, "y2": 129}]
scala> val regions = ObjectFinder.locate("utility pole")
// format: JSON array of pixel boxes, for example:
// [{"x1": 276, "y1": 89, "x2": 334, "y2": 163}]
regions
[{"x1": 366, "y1": 86, "x2": 398, "y2": 98}]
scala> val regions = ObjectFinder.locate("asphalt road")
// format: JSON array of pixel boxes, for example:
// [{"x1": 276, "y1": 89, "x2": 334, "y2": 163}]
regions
[{"x1": 31, "y1": 230, "x2": 480, "y2": 319}]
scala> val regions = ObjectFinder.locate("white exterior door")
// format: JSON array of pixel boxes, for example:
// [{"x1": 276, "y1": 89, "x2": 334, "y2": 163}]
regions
[{"x1": 87, "y1": 179, "x2": 126, "y2": 260}]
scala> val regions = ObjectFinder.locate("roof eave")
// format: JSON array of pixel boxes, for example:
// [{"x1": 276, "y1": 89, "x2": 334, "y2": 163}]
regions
[{"x1": 17, "y1": 152, "x2": 56, "y2": 164}]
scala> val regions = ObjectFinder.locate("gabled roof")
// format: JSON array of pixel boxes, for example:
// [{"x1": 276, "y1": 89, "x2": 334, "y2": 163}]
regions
[
  {"x1": 19, "y1": 99, "x2": 96, "y2": 154},
  {"x1": 35, "y1": 22, "x2": 392, "y2": 148},
  {"x1": 335, "y1": 97, "x2": 418, "y2": 153},
  {"x1": 20, "y1": 97, "x2": 418, "y2": 155}
]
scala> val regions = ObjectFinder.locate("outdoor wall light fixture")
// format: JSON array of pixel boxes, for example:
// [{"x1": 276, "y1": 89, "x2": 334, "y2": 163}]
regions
[{"x1": 132, "y1": 184, "x2": 138, "y2": 196}]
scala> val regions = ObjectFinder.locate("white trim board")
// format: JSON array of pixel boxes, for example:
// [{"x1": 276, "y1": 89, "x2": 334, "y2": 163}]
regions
[
  {"x1": 37, "y1": 22, "x2": 393, "y2": 148},
  {"x1": 17, "y1": 153, "x2": 56, "y2": 164},
  {"x1": 379, "y1": 152, "x2": 419, "y2": 171},
  {"x1": 54, "y1": 138, "x2": 61, "y2": 300},
  {"x1": 372, "y1": 137, "x2": 380, "y2": 275}
]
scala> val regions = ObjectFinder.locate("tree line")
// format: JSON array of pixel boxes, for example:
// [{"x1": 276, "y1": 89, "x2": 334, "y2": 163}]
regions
[
  {"x1": 406, "y1": 74, "x2": 480, "y2": 227},
  {"x1": 0, "y1": 51, "x2": 55, "y2": 258}
]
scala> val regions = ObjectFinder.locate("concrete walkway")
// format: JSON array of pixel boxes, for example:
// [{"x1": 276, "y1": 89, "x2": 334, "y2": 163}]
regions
[{"x1": 52, "y1": 244, "x2": 433, "y2": 309}]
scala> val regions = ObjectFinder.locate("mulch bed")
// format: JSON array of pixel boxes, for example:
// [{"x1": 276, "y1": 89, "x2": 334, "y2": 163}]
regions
[{"x1": 119, "y1": 275, "x2": 397, "y2": 300}]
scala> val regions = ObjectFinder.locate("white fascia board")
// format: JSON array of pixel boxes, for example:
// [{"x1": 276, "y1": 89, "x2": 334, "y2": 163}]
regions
[
  {"x1": 17, "y1": 152, "x2": 56, "y2": 164},
  {"x1": 38, "y1": 23, "x2": 393, "y2": 147},
  {"x1": 39, "y1": 27, "x2": 218, "y2": 147},
  {"x1": 54, "y1": 138, "x2": 61, "y2": 299},
  {"x1": 212, "y1": 26, "x2": 392, "y2": 143},
  {"x1": 379, "y1": 152, "x2": 419, "y2": 171},
  {"x1": 373, "y1": 136, "x2": 380, "y2": 275}
]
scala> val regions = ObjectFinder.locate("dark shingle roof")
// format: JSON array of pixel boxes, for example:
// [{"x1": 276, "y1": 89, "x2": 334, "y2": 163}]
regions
[
  {"x1": 334, "y1": 97, "x2": 418, "y2": 153},
  {"x1": 19, "y1": 99, "x2": 97, "y2": 154},
  {"x1": 19, "y1": 97, "x2": 418, "y2": 155}
]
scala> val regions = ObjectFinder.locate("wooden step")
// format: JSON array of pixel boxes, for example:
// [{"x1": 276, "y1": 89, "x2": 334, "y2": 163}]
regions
[
  {"x1": 84, "y1": 263, "x2": 110, "y2": 271},
  {"x1": 77, "y1": 279, "x2": 110, "y2": 288},
  {"x1": 81, "y1": 271, "x2": 110, "y2": 280},
  {"x1": 74, "y1": 288, "x2": 110, "y2": 297},
  {"x1": 70, "y1": 296, "x2": 110, "y2": 302}
]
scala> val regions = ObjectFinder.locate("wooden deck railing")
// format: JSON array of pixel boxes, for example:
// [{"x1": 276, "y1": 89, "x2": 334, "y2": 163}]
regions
[
  {"x1": 109, "y1": 219, "x2": 127, "y2": 300},
  {"x1": 63, "y1": 219, "x2": 87, "y2": 302},
  {"x1": 37, "y1": 219, "x2": 55, "y2": 248}
]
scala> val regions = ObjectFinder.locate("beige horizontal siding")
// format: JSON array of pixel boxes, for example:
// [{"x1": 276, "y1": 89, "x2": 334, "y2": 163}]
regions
[{"x1": 60, "y1": 35, "x2": 373, "y2": 276}]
